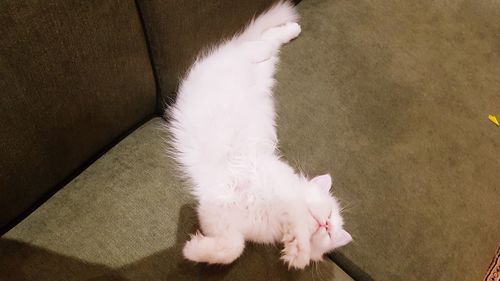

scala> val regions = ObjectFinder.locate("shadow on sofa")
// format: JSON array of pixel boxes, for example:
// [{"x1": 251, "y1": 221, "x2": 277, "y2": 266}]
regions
[
  {"x1": 0, "y1": 204, "x2": 199, "y2": 281},
  {"x1": 1, "y1": 204, "x2": 346, "y2": 281}
]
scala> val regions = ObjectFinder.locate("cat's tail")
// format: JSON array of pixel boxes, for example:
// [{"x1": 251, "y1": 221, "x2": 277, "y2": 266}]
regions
[{"x1": 236, "y1": 1, "x2": 299, "y2": 42}]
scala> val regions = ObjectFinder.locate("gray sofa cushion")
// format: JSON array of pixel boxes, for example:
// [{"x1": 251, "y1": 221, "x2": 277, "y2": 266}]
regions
[{"x1": 0, "y1": 118, "x2": 352, "y2": 281}]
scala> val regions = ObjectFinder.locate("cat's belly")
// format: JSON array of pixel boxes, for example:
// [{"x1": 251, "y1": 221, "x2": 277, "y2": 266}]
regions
[
  {"x1": 244, "y1": 224, "x2": 281, "y2": 244},
  {"x1": 196, "y1": 176, "x2": 288, "y2": 244},
  {"x1": 240, "y1": 197, "x2": 284, "y2": 244}
]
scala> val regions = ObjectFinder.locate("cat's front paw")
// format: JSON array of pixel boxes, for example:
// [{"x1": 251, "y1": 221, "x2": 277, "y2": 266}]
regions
[{"x1": 281, "y1": 233, "x2": 310, "y2": 269}]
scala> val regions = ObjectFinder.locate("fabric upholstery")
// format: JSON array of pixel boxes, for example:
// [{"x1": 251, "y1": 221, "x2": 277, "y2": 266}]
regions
[
  {"x1": 2, "y1": 0, "x2": 499, "y2": 280},
  {"x1": 0, "y1": 118, "x2": 353, "y2": 281},
  {"x1": 274, "y1": 0, "x2": 500, "y2": 280},
  {"x1": 0, "y1": 1, "x2": 156, "y2": 230},
  {"x1": 136, "y1": 0, "x2": 279, "y2": 110}
]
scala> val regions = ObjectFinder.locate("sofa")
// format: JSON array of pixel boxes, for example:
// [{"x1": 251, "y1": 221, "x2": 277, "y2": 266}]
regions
[{"x1": 1, "y1": 0, "x2": 498, "y2": 280}]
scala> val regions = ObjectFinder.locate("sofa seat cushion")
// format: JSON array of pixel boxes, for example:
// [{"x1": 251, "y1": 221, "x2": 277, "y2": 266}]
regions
[
  {"x1": 0, "y1": 117, "x2": 352, "y2": 281},
  {"x1": 274, "y1": 0, "x2": 500, "y2": 280}
]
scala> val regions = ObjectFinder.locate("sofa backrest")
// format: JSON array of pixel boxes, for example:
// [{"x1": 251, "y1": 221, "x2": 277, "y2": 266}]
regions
[
  {"x1": 0, "y1": 0, "x2": 156, "y2": 232},
  {"x1": 1, "y1": 0, "x2": 283, "y2": 233},
  {"x1": 136, "y1": 0, "x2": 278, "y2": 111}
]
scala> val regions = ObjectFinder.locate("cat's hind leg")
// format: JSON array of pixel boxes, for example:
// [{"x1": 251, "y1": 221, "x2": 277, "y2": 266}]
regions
[
  {"x1": 240, "y1": 22, "x2": 301, "y2": 63},
  {"x1": 183, "y1": 231, "x2": 245, "y2": 264},
  {"x1": 241, "y1": 40, "x2": 275, "y2": 63},
  {"x1": 261, "y1": 22, "x2": 301, "y2": 45}
]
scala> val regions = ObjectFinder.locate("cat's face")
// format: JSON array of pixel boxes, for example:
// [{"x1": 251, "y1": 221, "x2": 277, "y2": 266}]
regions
[{"x1": 304, "y1": 174, "x2": 352, "y2": 261}]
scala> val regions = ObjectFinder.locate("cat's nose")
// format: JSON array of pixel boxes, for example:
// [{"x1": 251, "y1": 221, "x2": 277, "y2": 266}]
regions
[{"x1": 325, "y1": 221, "x2": 330, "y2": 230}]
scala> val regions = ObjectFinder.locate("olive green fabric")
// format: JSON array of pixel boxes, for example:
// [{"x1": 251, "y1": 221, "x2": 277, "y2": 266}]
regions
[
  {"x1": 273, "y1": 0, "x2": 500, "y2": 280},
  {"x1": 0, "y1": 1, "x2": 156, "y2": 230},
  {"x1": 0, "y1": 118, "x2": 352, "y2": 281},
  {"x1": 2, "y1": 0, "x2": 499, "y2": 280},
  {"x1": 136, "y1": 0, "x2": 279, "y2": 110}
]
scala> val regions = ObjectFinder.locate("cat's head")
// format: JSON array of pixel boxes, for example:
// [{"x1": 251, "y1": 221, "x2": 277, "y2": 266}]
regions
[{"x1": 304, "y1": 174, "x2": 352, "y2": 261}]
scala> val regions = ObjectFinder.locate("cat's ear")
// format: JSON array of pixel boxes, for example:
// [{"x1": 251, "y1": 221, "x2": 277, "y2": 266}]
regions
[
  {"x1": 330, "y1": 229, "x2": 352, "y2": 249},
  {"x1": 311, "y1": 174, "x2": 332, "y2": 193}
]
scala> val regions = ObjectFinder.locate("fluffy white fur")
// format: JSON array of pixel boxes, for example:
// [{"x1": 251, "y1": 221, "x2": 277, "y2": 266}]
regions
[{"x1": 167, "y1": 1, "x2": 351, "y2": 269}]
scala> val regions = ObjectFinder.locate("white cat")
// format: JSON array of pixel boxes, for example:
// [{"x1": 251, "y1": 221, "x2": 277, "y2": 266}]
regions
[{"x1": 167, "y1": 1, "x2": 351, "y2": 269}]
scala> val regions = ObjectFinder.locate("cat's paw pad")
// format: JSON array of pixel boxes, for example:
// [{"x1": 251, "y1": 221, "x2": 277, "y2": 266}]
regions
[{"x1": 281, "y1": 235, "x2": 310, "y2": 269}]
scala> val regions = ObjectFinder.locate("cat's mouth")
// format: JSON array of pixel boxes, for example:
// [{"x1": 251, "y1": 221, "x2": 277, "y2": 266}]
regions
[{"x1": 308, "y1": 209, "x2": 332, "y2": 238}]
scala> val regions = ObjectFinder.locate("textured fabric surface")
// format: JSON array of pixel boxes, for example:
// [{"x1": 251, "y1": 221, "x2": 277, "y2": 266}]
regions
[
  {"x1": 273, "y1": 0, "x2": 500, "y2": 280},
  {"x1": 2, "y1": 0, "x2": 499, "y2": 280},
  {"x1": 0, "y1": 1, "x2": 156, "y2": 230},
  {"x1": 136, "y1": 0, "x2": 279, "y2": 110},
  {"x1": 484, "y1": 247, "x2": 500, "y2": 281},
  {"x1": 0, "y1": 118, "x2": 352, "y2": 281}
]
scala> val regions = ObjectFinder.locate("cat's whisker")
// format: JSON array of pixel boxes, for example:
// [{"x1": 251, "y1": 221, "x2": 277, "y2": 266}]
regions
[
  {"x1": 311, "y1": 262, "x2": 316, "y2": 281},
  {"x1": 339, "y1": 200, "x2": 358, "y2": 215},
  {"x1": 313, "y1": 261, "x2": 319, "y2": 278},
  {"x1": 318, "y1": 262, "x2": 327, "y2": 281}
]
